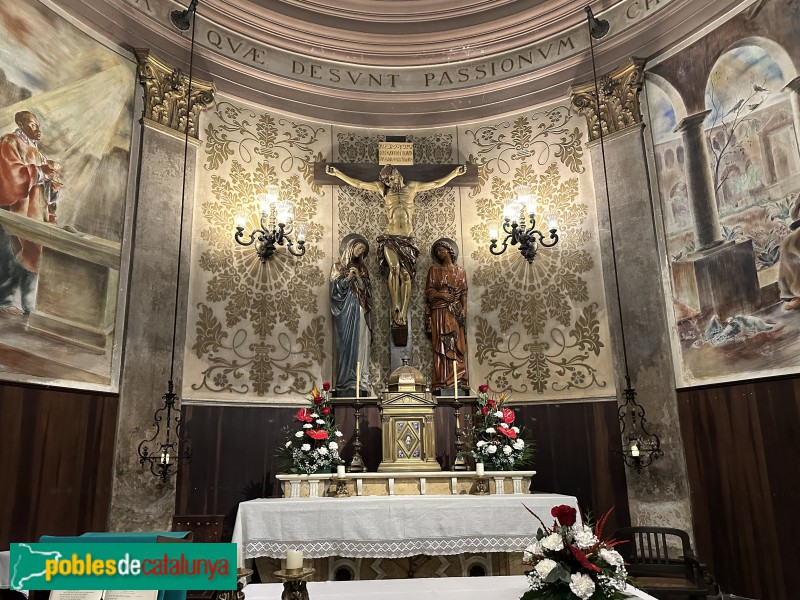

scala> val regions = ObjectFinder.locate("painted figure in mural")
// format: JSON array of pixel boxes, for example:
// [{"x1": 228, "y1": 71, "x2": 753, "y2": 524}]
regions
[
  {"x1": 778, "y1": 193, "x2": 800, "y2": 311},
  {"x1": 330, "y1": 234, "x2": 372, "y2": 395},
  {"x1": 426, "y1": 238, "x2": 469, "y2": 393},
  {"x1": 326, "y1": 164, "x2": 466, "y2": 328},
  {"x1": 0, "y1": 111, "x2": 62, "y2": 315}
]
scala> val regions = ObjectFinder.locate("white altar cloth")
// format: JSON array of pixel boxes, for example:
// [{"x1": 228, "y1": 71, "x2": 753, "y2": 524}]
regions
[
  {"x1": 232, "y1": 493, "x2": 579, "y2": 564},
  {"x1": 243, "y1": 576, "x2": 657, "y2": 600}
]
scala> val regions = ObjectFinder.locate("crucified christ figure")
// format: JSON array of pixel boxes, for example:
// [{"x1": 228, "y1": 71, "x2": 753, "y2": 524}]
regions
[{"x1": 326, "y1": 163, "x2": 466, "y2": 328}]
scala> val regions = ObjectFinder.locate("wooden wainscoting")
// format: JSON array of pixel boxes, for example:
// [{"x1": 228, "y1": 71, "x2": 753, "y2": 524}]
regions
[
  {"x1": 677, "y1": 376, "x2": 800, "y2": 600},
  {"x1": 0, "y1": 382, "x2": 118, "y2": 548}
]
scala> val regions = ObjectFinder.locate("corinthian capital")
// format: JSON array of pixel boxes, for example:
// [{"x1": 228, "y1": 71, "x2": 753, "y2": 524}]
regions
[
  {"x1": 134, "y1": 48, "x2": 215, "y2": 139},
  {"x1": 569, "y1": 58, "x2": 645, "y2": 142}
]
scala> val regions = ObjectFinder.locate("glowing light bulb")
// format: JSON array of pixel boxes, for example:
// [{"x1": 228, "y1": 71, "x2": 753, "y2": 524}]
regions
[{"x1": 489, "y1": 227, "x2": 498, "y2": 241}]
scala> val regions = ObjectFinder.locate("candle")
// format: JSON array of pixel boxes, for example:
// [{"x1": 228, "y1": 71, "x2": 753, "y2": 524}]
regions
[
  {"x1": 453, "y1": 359, "x2": 458, "y2": 400},
  {"x1": 356, "y1": 361, "x2": 361, "y2": 399},
  {"x1": 476, "y1": 462, "x2": 485, "y2": 477},
  {"x1": 286, "y1": 549, "x2": 303, "y2": 571},
  {"x1": 337, "y1": 464, "x2": 346, "y2": 478},
  {"x1": 630, "y1": 443, "x2": 640, "y2": 458}
]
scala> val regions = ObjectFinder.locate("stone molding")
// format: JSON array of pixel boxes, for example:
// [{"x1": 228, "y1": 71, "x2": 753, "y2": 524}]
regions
[
  {"x1": 569, "y1": 57, "x2": 645, "y2": 142},
  {"x1": 134, "y1": 48, "x2": 215, "y2": 139}
]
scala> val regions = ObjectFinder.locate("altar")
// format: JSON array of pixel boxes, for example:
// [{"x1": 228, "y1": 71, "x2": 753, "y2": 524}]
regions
[{"x1": 232, "y1": 493, "x2": 579, "y2": 580}]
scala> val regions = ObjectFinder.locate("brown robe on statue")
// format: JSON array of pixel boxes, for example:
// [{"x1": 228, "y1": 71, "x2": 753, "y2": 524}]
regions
[{"x1": 426, "y1": 260, "x2": 469, "y2": 391}]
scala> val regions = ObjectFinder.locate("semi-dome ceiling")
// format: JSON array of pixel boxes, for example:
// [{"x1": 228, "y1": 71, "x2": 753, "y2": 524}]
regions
[{"x1": 58, "y1": 0, "x2": 743, "y2": 127}]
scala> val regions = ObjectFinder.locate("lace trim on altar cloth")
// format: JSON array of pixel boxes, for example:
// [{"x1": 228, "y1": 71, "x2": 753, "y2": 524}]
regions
[{"x1": 244, "y1": 536, "x2": 536, "y2": 559}]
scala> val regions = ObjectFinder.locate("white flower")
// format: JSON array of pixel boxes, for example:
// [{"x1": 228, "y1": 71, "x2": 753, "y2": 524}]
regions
[
  {"x1": 503, "y1": 445, "x2": 512, "y2": 455},
  {"x1": 328, "y1": 442, "x2": 339, "y2": 450},
  {"x1": 310, "y1": 413, "x2": 319, "y2": 418},
  {"x1": 534, "y1": 558, "x2": 558, "y2": 579},
  {"x1": 486, "y1": 427, "x2": 496, "y2": 434},
  {"x1": 540, "y1": 532, "x2": 563, "y2": 552},
  {"x1": 335, "y1": 431, "x2": 344, "y2": 437},
  {"x1": 499, "y1": 422, "x2": 509, "y2": 429},
  {"x1": 513, "y1": 439, "x2": 525, "y2": 450},
  {"x1": 512, "y1": 426, "x2": 520, "y2": 433},
  {"x1": 571, "y1": 524, "x2": 598, "y2": 550},
  {"x1": 303, "y1": 423, "x2": 313, "y2": 429},
  {"x1": 318, "y1": 447, "x2": 329, "y2": 455},
  {"x1": 476, "y1": 440, "x2": 487, "y2": 448},
  {"x1": 285, "y1": 441, "x2": 292, "y2": 448},
  {"x1": 300, "y1": 443, "x2": 311, "y2": 451},
  {"x1": 522, "y1": 540, "x2": 542, "y2": 563},
  {"x1": 487, "y1": 444, "x2": 498, "y2": 454},
  {"x1": 316, "y1": 419, "x2": 325, "y2": 425},
  {"x1": 569, "y1": 573, "x2": 595, "y2": 600},
  {"x1": 599, "y1": 547, "x2": 624, "y2": 568},
  {"x1": 494, "y1": 410, "x2": 504, "y2": 418},
  {"x1": 295, "y1": 431, "x2": 304, "y2": 438}
]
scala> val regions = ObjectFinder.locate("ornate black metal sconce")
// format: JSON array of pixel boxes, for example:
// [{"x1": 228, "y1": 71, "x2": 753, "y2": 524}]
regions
[{"x1": 234, "y1": 184, "x2": 306, "y2": 262}]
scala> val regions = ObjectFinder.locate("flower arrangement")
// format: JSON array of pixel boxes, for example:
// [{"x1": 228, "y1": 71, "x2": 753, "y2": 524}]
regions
[
  {"x1": 280, "y1": 382, "x2": 344, "y2": 474},
  {"x1": 471, "y1": 384, "x2": 532, "y2": 470},
  {"x1": 520, "y1": 504, "x2": 632, "y2": 600}
]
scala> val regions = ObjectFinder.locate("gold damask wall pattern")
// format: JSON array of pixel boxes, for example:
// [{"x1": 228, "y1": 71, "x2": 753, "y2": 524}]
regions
[{"x1": 186, "y1": 100, "x2": 329, "y2": 398}]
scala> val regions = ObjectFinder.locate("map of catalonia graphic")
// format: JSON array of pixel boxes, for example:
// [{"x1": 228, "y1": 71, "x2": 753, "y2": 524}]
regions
[{"x1": 11, "y1": 544, "x2": 63, "y2": 590}]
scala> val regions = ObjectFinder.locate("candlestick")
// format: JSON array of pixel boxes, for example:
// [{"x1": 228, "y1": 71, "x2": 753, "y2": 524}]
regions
[
  {"x1": 356, "y1": 361, "x2": 361, "y2": 399},
  {"x1": 476, "y1": 462, "x2": 485, "y2": 477},
  {"x1": 286, "y1": 549, "x2": 303, "y2": 571}
]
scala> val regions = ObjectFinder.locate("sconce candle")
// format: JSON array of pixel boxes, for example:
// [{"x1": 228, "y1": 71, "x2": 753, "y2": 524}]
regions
[{"x1": 356, "y1": 361, "x2": 361, "y2": 398}]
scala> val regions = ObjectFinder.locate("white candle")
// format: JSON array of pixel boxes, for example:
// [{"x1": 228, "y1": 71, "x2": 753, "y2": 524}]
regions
[
  {"x1": 476, "y1": 462, "x2": 485, "y2": 477},
  {"x1": 630, "y1": 443, "x2": 640, "y2": 458},
  {"x1": 453, "y1": 359, "x2": 458, "y2": 400},
  {"x1": 356, "y1": 361, "x2": 361, "y2": 399},
  {"x1": 286, "y1": 549, "x2": 303, "y2": 571},
  {"x1": 337, "y1": 464, "x2": 346, "y2": 478}
]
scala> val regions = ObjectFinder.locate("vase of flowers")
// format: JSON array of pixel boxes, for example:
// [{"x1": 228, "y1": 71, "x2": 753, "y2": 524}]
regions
[
  {"x1": 471, "y1": 384, "x2": 532, "y2": 470},
  {"x1": 520, "y1": 504, "x2": 632, "y2": 600},
  {"x1": 280, "y1": 382, "x2": 344, "y2": 474}
]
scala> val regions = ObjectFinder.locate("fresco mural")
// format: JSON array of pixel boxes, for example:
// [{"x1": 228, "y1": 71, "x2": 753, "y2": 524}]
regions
[
  {"x1": 0, "y1": 0, "x2": 135, "y2": 389},
  {"x1": 185, "y1": 95, "x2": 615, "y2": 404},
  {"x1": 647, "y1": 2, "x2": 800, "y2": 386}
]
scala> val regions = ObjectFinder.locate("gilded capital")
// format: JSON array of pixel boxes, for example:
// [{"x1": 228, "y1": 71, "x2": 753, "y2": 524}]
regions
[
  {"x1": 569, "y1": 58, "x2": 645, "y2": 142},
  {"x1": 134, "y1": 48, "x2": 215, "y2": 139}
]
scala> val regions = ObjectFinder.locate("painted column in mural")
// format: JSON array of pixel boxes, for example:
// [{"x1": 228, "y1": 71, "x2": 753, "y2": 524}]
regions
[
  {"x1": 674, "y1": 111, "x2": 723, "y2": 250},
  {"x1": 108, "y1": 49, "x2": 215, "y2": 531}
]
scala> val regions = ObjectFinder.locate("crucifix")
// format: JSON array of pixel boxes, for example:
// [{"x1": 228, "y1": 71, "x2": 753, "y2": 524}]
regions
[{"x1": 314, "y1": 142, "x2": 476, "y2": 369}]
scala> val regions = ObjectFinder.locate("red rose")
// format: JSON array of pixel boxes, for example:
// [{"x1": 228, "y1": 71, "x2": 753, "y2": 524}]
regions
[
  {"x1": 322, "y1": 381, "x2": 331, "y2": 391},
  {"x1": 502, "y1": 408, "x2": 515, "y2": 424},
  {"x1": 480, "y1": 406, "x2": 489, "y2": 415},
  {"x1": 487, "y1": 399, "x2": 497, "y2": 408},
  {"x1": 551, "y1": 504, "x2": 577, "y2": 527},
  {"x1": 478, "y1": 384, "x2": 489, "y2": 393},
  {"x1": 313, "y1": 395, "x2": 323, "y2": 405},
  {"x1": 296, "y1": 408, "x2": 313, "y2": 423},
  {"x1": 321, "y1": 406, "x2": 331, "y2": 415},
  {"x1": 497, "y1": 426, "x2": 517, "y2": 439},
  {"x1": 307, "y1": 429, "x2": 329, "y2": 440}
]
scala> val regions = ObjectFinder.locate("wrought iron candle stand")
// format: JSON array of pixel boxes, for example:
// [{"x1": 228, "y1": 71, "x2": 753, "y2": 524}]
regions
[
  {"x1": 451, "y1": 397, "x2": 468, "y2": 471},
  {"x1": 216, "y1": 567, "x2": 252, "y2": 600},
  {"x1": 274, "y1": 567, "x2": 315, "y2": 600},
  {"x1": 349, "y1": 398, "x2": 366, "y2": 472}
]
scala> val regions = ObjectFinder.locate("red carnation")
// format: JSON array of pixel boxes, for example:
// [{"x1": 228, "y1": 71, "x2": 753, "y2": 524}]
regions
[
  {"x1": 478, "y1": 384, "x2": 489, "y2": 393},
  {"x1": 321, "y1": 406, "x2": 331, "y2": 415},
  {"x1": 480, "y1": 406, "x2": 489, "y2": 415},
  {"x1": 313, "y1": 395, "x2": 323, "y2": 405},
  {"x1": 296, "y1": 408, "x2": 313, "y2": 423},
  {"x1": 497, "y1": 426, "x2": 517, "y2": 439},
  {"x1": 551, "y1": 504, "x2": 577, "y2": 527},
  {"x1": 502, "y1": 408, "x2": 515, "y2": 424},
  {"x1": 322, "y1": 381, "x2": 331, "y2": 391},
  {"x1": 307, "y1": 429, "x2": 329, "y2": 440}
]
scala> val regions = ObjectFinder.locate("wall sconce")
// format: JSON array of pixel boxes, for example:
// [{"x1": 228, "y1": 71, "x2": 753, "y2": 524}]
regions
[
  {"x1": 583, "y1": 5, "x2": 662, "y2": 470},
  {"x1": 234, "y1": 184, "x2": 306, "y2": 262},
  {"x1": 488, "y1": 185, "x2": 559, "y2": 263}
]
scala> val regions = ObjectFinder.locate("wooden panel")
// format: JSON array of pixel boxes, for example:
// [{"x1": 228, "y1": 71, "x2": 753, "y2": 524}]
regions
[
  {"x1": 677, "y1": 377, "x2": 800, "y2": 600},
  {"x1": 177, "y1": 400, "x2": 629, "y2": 542},
  {"x1": 0, "y1": 382, "x2": 118, "y2": 549}
]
